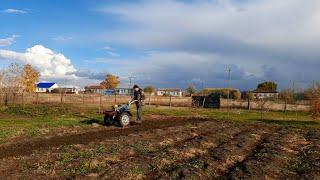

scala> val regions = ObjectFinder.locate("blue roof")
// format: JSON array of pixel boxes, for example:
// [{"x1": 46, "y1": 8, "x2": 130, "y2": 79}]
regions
[{"x1": 37, "y1": 83, "x2": 56, "y2": 88}]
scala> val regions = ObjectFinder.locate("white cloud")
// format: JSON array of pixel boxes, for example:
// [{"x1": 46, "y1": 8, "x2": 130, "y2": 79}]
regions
[
  {"x1": 52, "y1": 36, "x2": 73, "y2": 41},
  {"x1": 0, "y1": 35, "x2": 19, "y2": 47},
  {"x1": 102, "y1": 45, "x2": 120, "y2": 57},
  {"x1": 0, "y1": 45, "x2": 77, "y2": 79},
  {"x1": 3, "y1": 9, "x2": 27, "y2": 14},
  {"x1": 103, "y1": 46, "x2": 114, "y2": 51}
]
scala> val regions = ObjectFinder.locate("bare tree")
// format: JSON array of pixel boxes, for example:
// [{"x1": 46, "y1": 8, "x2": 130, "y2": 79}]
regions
[
  {"x1": 279, "y1": 89, "x2": 294, "y2": 112},
  {"x1": 0, "y1": 63, "x2": 23, "y2": 106},
  {"x1": 305, "y1": 83, "x2": 320, "y2": 118}
]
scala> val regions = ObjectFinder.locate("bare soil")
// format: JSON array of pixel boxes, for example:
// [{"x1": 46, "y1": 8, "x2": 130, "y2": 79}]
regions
[{"x1": 0, "y1": 117, "x2": 319, "y2": 179}]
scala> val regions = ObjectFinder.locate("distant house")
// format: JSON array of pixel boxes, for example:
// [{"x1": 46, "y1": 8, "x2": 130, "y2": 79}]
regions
[
  {"x1": 103, "y1": 88, "x2": 133, "y2": 96},
  {"x1": 252, "y1": 90, "x2": 279, "y2": 99},
  {"x1": 84, "y1": 86, "x2": 133, "y2": 96},
  {"x1": 84, "y1": 85, "x2": 104, "y2": 94},
  {"x1": 157, "y1": 88, "x2": 183, "y2": 97},
  {"x1": 59, "y1": 86, "x2": 81, "y2": 94},
  {"x1": 36, "y1": 82, "x2": 58, "y2": 93},
  {"x1": 115, "y1": 88, "x2": 133, "y2": 96}
]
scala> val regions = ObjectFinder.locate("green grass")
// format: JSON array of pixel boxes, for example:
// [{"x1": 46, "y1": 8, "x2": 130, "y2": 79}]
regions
[
  {"x1": 0, "y1": 103, "x2": 318, "y2": 143},
  {"x1": 0, "y1": 103, "x2": 102, "y2": 143}
]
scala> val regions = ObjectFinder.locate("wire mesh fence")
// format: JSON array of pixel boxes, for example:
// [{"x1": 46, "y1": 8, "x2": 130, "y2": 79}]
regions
[{"x1": 0, "y1": 92, "x2": 311, "y2": 113}]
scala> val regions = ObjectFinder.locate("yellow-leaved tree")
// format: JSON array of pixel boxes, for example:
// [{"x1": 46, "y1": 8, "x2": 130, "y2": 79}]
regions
[
  {"x1": 21, "y1": 64, "x2": 40, "y2": 92},
  {"x1": 100, "y1": 74, "x2": 120, "y2": 89}
]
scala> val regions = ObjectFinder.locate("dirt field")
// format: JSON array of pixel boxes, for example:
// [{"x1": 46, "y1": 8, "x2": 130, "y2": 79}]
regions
[{"x1": 0, "y1": 114, "x2": 319, "y2": 179}]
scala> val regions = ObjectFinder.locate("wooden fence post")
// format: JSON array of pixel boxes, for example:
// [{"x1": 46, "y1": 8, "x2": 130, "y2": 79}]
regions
[
  {"x1": 60, "y1": 92, "x2": 63, "y2": 104},
  {"x1": 4, "y1": 92, "x2": 8, "y2": 106},
  {"x1": 99, "y1": 94, "x2": 102, "y2": 113},
  {"x1": 36, "y1": 92, "x2": 39, "y2": 104},
  {"x1": 22, "y1": 92, "x2": 24, "y2": 107}
]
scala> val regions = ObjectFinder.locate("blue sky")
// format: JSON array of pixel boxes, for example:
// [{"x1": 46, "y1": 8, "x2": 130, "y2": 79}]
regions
[{"x1": 0, "y1": 0, "x2": 319, "y2": 90}]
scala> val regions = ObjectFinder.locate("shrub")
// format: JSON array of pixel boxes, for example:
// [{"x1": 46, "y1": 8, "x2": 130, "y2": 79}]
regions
[
  {"x1": 311, "y1": 100, "x2": 320, "y2": 119},
  {"x1": 305, "y1": 83, "x2": 320, "y2": 119}
]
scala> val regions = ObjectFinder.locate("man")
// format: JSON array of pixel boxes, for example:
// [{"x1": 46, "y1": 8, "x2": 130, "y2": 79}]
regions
[{"x1": 132, "y1": 85, "x2": 145, "y2": 124}]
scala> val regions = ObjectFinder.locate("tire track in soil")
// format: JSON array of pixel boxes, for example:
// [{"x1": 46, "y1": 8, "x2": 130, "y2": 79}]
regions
[
  {"x1": 0, "y1": 117, "x2": 209, "y2": 159},
  {"x1": 98, "y1": 122, "x2": 247, "y2": 179},
  {"x1": 153, "y1": 126, "x2": 276, "y2": 179},
  {"x1": 224, "y1": 128, "x2": 316, "y2": 180}
]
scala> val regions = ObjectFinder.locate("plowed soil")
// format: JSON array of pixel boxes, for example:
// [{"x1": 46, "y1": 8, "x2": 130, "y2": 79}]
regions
[{"x1": 0, "y1": 117, "x2": 319, "y2": 179}]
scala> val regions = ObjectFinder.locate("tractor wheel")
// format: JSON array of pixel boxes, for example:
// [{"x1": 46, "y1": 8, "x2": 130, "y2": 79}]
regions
[
  {"x1": 104, "y1": 115, "x2": 113, "y2": 126},
  {"x1": 118, "y1": 112, "x2": 130, "y2": 127}
]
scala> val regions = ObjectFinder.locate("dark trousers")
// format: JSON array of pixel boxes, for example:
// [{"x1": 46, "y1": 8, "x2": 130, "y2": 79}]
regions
[{"x1": 136, "y1": 104, "x2": 142, "y2": 122}]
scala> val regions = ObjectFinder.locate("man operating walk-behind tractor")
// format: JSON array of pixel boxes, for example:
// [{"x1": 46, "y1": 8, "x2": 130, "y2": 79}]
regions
[
  {"x1": 132, "y1": 84, "x2": 145, "y2": 125},
  {"x1": 103, "y1": 84, "x2": 145, "y2": 127}
]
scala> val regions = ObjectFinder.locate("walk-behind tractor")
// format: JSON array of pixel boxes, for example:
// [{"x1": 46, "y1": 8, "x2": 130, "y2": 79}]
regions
[{"x1": 103, "y1": 100, "x2": 138, "y2": 127}]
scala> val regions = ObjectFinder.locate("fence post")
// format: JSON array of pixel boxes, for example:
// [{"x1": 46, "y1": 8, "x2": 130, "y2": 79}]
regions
[
  {"x1": 36, "y1": 92, "x2": 39, "y2": 104},
  {"x1": 99, "y1": 94, "x2": 102, "y2": 113},
  {"x1": 260, "y1": 99, "x2": 264, "y2": 121},
  {"x1": 4, "y1": 92, "x2": 8, "y2": 106},
  {"x1": 82, "y1": 93, "x2": 85, "y2": 105},
  {"x1": 169, "y1": 96, "x2": 172, "y2": 107},
  {"x1": 22, "y1": 92, "x2": 24, "y2": 107},
  {"x1": 60, "y1": 92, "x2": 63, "y2": 104}
]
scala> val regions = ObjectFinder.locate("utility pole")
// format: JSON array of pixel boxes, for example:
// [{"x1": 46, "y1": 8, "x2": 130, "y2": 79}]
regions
[
  {"x1": 201, "y1": 80, "x2": 206, "y2": 108},
  {"x1": 128, "y1": 75, "x2": 136, "y2": 97},
  {"x1": 227, "y1": 66, "x2": 231, "y2": 119},
  {"x1": 128, "y1": 75, "x2": 136, "y2": 88}
]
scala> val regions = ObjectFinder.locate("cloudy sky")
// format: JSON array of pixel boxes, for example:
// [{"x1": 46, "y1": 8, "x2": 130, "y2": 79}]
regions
[{"x1": 0, "y1": 0, "x2": 319, "y2": 90}]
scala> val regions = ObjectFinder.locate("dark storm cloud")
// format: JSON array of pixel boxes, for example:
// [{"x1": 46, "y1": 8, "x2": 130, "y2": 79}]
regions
[{"x1": 99, "y1": 0, "x2": 320, "y2": 89}]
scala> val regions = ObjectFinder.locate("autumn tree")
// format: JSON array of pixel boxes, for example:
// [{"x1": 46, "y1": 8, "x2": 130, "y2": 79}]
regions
[
  {"x1": 186, "y1": 84, "x2": 196, "y2": 96},
  {"x1": 144, "y1": 86, "x2": 155, "y2": 94},
  {"x1": 144, "y1": 86, "x2": 155, "y2": 105},
  {"x1": 256, "y1": 81, "x2": 278, "y2": 92},
  {"x1": 100, "y1": 74, "x2": 120, "y2": 89},
  {"x1": 305, "y1": 83, "x2": 320, "y2": 118},
  {"x1": 21, "y1": 64, "x2": 40, "y2": 92}
]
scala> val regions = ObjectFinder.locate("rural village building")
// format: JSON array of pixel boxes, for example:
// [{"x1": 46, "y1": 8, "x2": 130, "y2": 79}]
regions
[
  {"x1": 85, "y1": 85, "x2": 133, "y2": 96},
  {"x1": 36, "y1": 82, "x2": 58, "y2": 93},
  {"x1": 156, "y1": 88, "x2": 183, "y2": 97},
  {"x1": 84, "y1": 85, "x2": 104, "y2": 94},
  {"x1": 58, "y1": 86, "x2": 81, "y2": 94},
  {"x1": 252, "y1": 90, "x2": 279, "y2": 99},
  {"x1": 102, "y1": 88, "x2": 133, "y2": 96}
]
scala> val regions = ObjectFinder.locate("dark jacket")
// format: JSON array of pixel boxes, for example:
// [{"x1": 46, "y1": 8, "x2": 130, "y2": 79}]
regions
[{"x1": 133, "y1": 89, "x2": 145, "y2": 105}]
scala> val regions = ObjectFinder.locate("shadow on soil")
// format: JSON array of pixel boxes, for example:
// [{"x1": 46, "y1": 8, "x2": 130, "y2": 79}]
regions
[
  {"x1": 80, "y1": 118, "x2": 104, "y2": 125},
  {"x1": 250, "y1": 119, "x2": 319, "y2": 127}
]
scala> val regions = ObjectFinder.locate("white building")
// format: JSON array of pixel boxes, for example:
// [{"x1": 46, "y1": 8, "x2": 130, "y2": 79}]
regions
[
  {"x1": 157, "y1": 88, "x2": 183, "y2": 97},
  {"x1": 59, "y1": 85, "x2": 81, "y2": 94},
  {"x1": 253, "y1": 90, "x2": 279, "y2": 99},
  {"x1": 36, "y1": 82, "x2": 59, "y2": 93}
]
